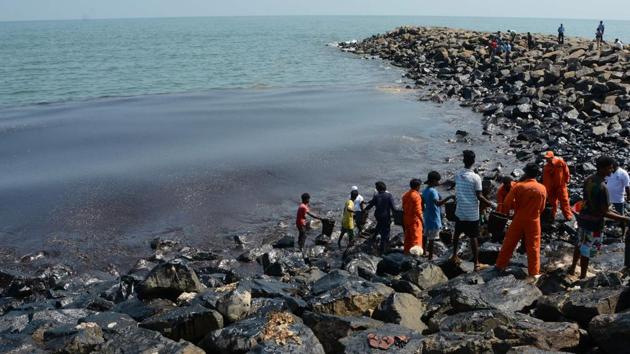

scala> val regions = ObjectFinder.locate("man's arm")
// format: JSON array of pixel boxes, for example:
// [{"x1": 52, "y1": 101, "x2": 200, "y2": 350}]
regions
[
  {"x1": 389, "y1": 193, "x2": 397, "y2": 212},
  {"x1": 477, "y1": 191, "x2": 496, "y2": 209},
  {"x1": 436, "y1": 195, "x2": 456, "y2": 207},
  {"x1": 606, "y1": 210, "x2": 630, "y2": 223},
  {"x1": 365, "y1": 197, "x2": 375, "y2": 211},
  {"x1": 306, "y1": 211, "x2": 321, "y2": 220}
]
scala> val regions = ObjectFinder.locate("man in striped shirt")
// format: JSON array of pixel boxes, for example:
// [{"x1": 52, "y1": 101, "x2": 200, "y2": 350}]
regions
[{"x1": 451, "y1": 150, "x2": 496, "y2": 270}]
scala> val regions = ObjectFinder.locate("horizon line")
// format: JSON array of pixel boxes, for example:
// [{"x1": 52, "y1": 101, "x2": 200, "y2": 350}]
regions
[{"x1": 0, "y1": 13, "x2": 625, "y2": 24}]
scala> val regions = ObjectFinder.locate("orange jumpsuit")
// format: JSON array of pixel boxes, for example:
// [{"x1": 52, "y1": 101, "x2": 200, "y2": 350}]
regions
[
  {"x1": 495, "y1": 178, "x2": 547, "y2": 276},
  {"x1": 543, "y1": 157, "x2": 573, "y2": 220},
  {"x1": 402, "y1": 189, "x2": 423, "y2": 254},
  {"x1": 497, "y1": 181, "x2": 516, "y2": 214}
]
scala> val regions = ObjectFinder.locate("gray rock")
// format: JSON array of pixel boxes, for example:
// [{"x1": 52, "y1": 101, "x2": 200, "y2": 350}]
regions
[
  {"x1": 493, "y1": 313, "x2": 580, "y2": 351},
  {"x1": 588, "y1": 311, "x2": 630, "y2": 353},
  {"x1": 437, "y1": 309, "x2": 511, "y2": 333},
  {"x1": 98, "y1": 326, "x2": 204, "y2": 354},
  {"x1": 138, "y1": 261, "x2": 203, "y2": 301},
  {"x1": 401, "y1": 263, "x2": 448, "y2": 290},
  {"x1": 216, "y1": 288, "x2": 251, "y2": 323},
  {"x1": 421, "y1": 331, "x2": 502, "y2": 354},
  {"x1": 43, "y1": 322, "x2": 104, "y2": 354},
  {"x1": 140, "y1": 303, "x2": 223, "y2": 342},
  {"x1": 308, "y1": 280, "x2": 394, "y2": 316},
  {"x1": 302, "y1": 312, "x2": 384, "y2": 353},
  {"x1": 373, "y1": 293, "x2": 427, "y2": 332},
  {"x1": 338, "y1": 323, "x2": 423, "y2": 354},
  {"x1": 450, "y1": 275, "x2": 542, "y2": 314}
]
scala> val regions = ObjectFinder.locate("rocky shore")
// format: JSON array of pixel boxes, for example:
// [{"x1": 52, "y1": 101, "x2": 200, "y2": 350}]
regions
[
  {"x1": 1, "y1": 27, "x2": 630, "y2": 354},
  {"x1": 341, "y1": 26, "x2": 630, "y2": 200}
]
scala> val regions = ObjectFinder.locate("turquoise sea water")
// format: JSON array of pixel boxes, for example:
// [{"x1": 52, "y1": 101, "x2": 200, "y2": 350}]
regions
[{"x1": 1, "y1": 16, "x2": 630, "y2": 108}]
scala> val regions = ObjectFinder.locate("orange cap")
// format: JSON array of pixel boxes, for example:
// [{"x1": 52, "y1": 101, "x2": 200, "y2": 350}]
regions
[{"x1": 544, "y1": 151, "x2": 554, "y2": 158}]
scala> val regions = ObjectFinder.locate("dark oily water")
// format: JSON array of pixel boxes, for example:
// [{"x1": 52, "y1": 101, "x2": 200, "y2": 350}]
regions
[{"x1": 0, "y1": 86, "x2": 504, "y2": 272}]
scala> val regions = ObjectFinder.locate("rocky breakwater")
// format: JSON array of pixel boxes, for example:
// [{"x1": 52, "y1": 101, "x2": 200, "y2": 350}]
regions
[
  {"x1": 0, "y1": 230, "x2": 629, "y2": 353},
  {"x1": 341, "y1": 26, "x2": 630, "y2": 197}
]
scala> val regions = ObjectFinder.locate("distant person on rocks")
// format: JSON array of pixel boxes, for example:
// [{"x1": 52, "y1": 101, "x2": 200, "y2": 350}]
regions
[
  {"x1": 596, "y1": 21, "x2": 605, "y2": 49},
  {"x1": 557, "y1": 24, "x2": 565, "y2": 44},
  {"x1": 543, "y1": 151, "x2": 573, "y2": 221},
  {"x1": 351, "y1": 186, "x2": 366, "y2": 236},
  {"x1": 451, "y1": 150, "x2": 496, "y2": 270},
  {"x1": 423, "y1": 171, "x2": 455, "y2": 260},
  {"x1": 490, "y1": 37, "x2": 498, "y2": 59},
  {"x1": 504, "y1": 42, "x2": 512, "y2": 63},
  {"x1": 495, "y1": 163, "x2": 547, "y2": 279},
  {"x1": 509, "y1": 29, "x2": 517, "y2": 43},
  {"x1": 605, "y1": 160, "x2": 630, "y2": 236},
  {"x1": 296, "y1": 193, "x2": 322, "y2": 251},
  {"x1": 527, "y1": 32, "x2": 534, "y2": 49},
  {"x1": 365, "y1": 181, "x2": 397, "y2": 255},
  {"x1": 497, "y1": 176, "x2": 516, "y2": 214},
  {"x1": 568, "y1": 156, "x2": 630, "y2": 279},
  {"x1": 338, "y1": 190, "x2": 357, "y2": 249},
  {"x1": 402, "y1": 179, "x2": 424, "y2": 255},
  {"x1": 614, "y1": 38, "x2": 625, "y2": 50}
]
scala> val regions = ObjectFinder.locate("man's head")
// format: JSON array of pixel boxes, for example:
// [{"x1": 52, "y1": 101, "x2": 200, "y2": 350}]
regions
[
  {"x1": 523, "y1": 163, "x2": 540, "y2": 179},
  {"x1": 350, "y1": 190, "x2": 359, "y2": 201},
  {"x1": 425, "y1": 171, "x2": 441, "y2": 186},
  {"x1": 409, "y1": 179, "x2": 421, "y2": 191},
  {"x1": 375, "y1": 181, "x2": 387, "y2": 193},
  {"x1": 501, "y1": 176, "x2": 513, "y2": 186},
  {"x1": 463, "y1": 150, "x2": 476, "y2": 168},
  {"x1": 544, "y1": 151, "x2": 555, "y2": 164},
  {"x1": 596, "y1": 156, "x2": 616, "y2": 177},
  {"x1": 301, "y1": 193, "x2": 310, "y2": 204}
]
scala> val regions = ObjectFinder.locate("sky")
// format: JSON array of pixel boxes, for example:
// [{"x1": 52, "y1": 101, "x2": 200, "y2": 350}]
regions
[{"x1": 0, "y1": 0, "x2": 629, "y2": 22}]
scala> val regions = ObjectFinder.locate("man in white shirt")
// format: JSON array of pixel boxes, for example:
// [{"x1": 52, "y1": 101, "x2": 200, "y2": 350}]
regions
[
  {"x1": 351, "y1": 186, "x2": 366, "y2": 235},
  {"x1": 606, "y1": 160, "x2": 630, "y2": 234},
  {"x1": 452, "y1": 150, "x2": 496, "y2": 270}
]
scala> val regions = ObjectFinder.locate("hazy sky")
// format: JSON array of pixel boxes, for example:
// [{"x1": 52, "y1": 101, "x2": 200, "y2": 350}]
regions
[{"x1": 1, "y1": 0, "x2": 629, "y2": 22}]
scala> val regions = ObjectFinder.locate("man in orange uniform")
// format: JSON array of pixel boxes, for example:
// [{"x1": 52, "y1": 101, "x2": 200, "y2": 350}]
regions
[
  {"x1": 402, "y1": 179, "x2": 423, "y2": 254},
  {"x1": 543, "y1": 151, "x2": 573, "y2": 221},
  {"x1": 496, "y1": 176, "x2": 515, "y2": 214},
  {"x1": 495, "y1": 163, "x2": 547, "y2": 277}
]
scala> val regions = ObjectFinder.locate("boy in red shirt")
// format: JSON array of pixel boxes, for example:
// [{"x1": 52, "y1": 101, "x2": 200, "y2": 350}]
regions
[{"x1": 296, "y1": 193, "x2": 322, "y2": 251}]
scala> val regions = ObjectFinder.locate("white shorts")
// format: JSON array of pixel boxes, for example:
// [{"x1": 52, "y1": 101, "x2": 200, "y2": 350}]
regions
[{"x1": 425, "y1": 229, "x2": 440, "y2": 241}]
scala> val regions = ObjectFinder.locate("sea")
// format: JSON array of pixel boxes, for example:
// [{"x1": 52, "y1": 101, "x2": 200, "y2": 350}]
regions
[{"x1": 0, "y1": 16, "x2": 627, "y2": 271}]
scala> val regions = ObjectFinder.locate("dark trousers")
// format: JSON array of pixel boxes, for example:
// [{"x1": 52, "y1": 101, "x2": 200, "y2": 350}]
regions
[
  {"x1": 375, "y1": 219, "x2": 391, "y2": 254},
  {"x1": 297, "y1": 226, "x2": 307, "y2": 250}
]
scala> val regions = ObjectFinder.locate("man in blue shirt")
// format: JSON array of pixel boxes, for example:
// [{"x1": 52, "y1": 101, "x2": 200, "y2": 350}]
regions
[
  {"x1": 557, "y1": 24, "x2": 565, "y2": 44},
  {"x1": 422, "y1": 171, "x2": 455, "y2": 260},
  {"x1": 365, "y1": 181, "x2": 397, "y2": 255}
]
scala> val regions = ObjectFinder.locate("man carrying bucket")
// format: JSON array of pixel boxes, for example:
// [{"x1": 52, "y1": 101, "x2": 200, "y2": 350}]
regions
[
  {"x1": 543, "y1": 151, "x2": 573, "y2": 222},
  {"x1": 495, "y1": 163, "x2": 547, "y2": 279}
]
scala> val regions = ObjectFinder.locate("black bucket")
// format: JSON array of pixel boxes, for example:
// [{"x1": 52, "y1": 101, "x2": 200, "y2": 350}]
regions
[
  {"x1": 445, "y1": 202, "x2": 457, "y2": 222},
  {"x1": 488, "y1": 211, "x2": 509, "y2": 243},
  {"x1": 393, "y1": 209, "x2": 404, "y2": 226},
  {"x1": 541, "y1": 206, "x2": 554, "y2": 224},
  {"x1": 322, "y1": 219, "x2": 335, "y2": 237}
]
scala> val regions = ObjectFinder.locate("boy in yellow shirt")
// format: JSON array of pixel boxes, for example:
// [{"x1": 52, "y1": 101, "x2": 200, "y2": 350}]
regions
[{"x1": 338, "y1": 190, "x2": 358, "y2": 249}]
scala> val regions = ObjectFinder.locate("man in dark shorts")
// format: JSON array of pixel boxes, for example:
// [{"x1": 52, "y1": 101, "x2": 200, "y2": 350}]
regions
[
  {"x1": 365, "y1": 181, "x2": 397, "y2": 255},
  {"x1": 351, "y1": 186, "x2": 366, "y2": 236},
  {"x1": 296, "y1": 193, "x2": 322, "y2": 251},
  {"x1": 568, "y1": 156, "x2": 629, "y2": 279},
  {"x1": 452, "y1": 150, "x2": 496, "y2": 270}
]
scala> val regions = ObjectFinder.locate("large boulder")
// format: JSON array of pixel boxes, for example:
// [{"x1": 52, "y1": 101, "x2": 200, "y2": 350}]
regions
[
  {"x1": 450, "y1": 275, "x2": 542, "y2": 314},
  {"x1": 199, "y1": 311, "x2": 324, "y2": 354},
  {"x1": 308, "y1": 280, "x2": 394, "y2": 317},
  {"x1": 216, "y1": 288, "x2": 251, "y2": 323},
  {"x1": 98, "y1": 326, "x2": 204, "y2": 353},
  {"x1": 377, "y1": 253, "x2": 417, "y2": 276},
  {"x1": 140, "y1": 303, "x2": 223, "y2": 342},
  {"x1": 344, "y1": 253, "x2": 381, "y2": 279},
  {"x1": 436, "y1": 310, "x2": 511, "y2": 333},
  {"x1": 302, "y1": 312, "x2": 384, "y2": 353},
  {"x1": 42, "y1": 322, "x2": 105, "y2": 354},
  {"x1": 588, "y1": 311, "x2": 630, "y2": 353},
  {"x1": 421, "y1": 332, "x2": 503, "y2": 354},
  {"x1": 535, "y1": 287, "x2": 630, "y2": 326},
  {"x1": 258, "y1": 250, "x2": 308, "y2": 276},
  {"x1": 138, "y1": 261, "x2": 203, "y2": 301},
  {"x1": 338, "y1": 323, "x2": 423, "y2": 354},
  {"x1": 401, "y1": 263, "x2": 448, "y2": 290},
  {"x1": 493, "y1": 313, "x2": 580, "y2": 351},
  {"x1": 372, "y1": 293, "x2": 427, "y2": 332},
  {"x1": 111, "y1": 297, "x2": 176, "y2": 321}
]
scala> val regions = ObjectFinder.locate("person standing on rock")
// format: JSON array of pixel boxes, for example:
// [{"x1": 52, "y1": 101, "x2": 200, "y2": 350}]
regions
[
  {"x1": 605, "y1": 160, "x2": 630, "y2": 236},
  {"x1": 402, "y1": 179, "x2": 424, "y2": 255},
  {"x1": 504, "y1": 42, "x2": 512, "y2": 63},
  {"x1": 351, "y1": 186, "x2": 366, "y2": 236},
  {"x1": 296, "y1": 193, "x2": 322, "y2": 251},
  {"x1": 568, "y1": 156, "x2": 630, "y2": 279},
  {"x1": 542, "y1": 151, "x2": 573, "y2": 222},
  {"x1": 495, "y1": 163, "x2": 547, "y2": 279},
  {"x1": 527, "y1": 32, "x2": 534, "y2": 49},
  {"x1": 497, "y1": 176, "x2": 516, "y2": 214},
  {"x1": 423, "y1": 171, "x2": 455, "y2": 260},
  {"x1": 557, "y1": 24, "x2": 565, "y2": 44},
  {"x1": 338, "y1": 190, "x2": 357, "y2": 249},
  {"x1": 451, "y1": 150, "x2": 496, "y2": 270},
  {"x1": 365, "y1": 181, "x2": 397, "y2": 255}
]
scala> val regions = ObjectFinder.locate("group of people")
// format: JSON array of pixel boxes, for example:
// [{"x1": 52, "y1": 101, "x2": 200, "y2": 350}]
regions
[
  {"x1": 296, "y1": 150, "x2": 630, "y2": 281},
  {"x1": 558, "y1": 20, "x2": 624, "y2": 49}
]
